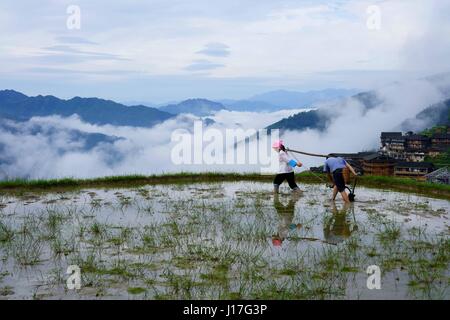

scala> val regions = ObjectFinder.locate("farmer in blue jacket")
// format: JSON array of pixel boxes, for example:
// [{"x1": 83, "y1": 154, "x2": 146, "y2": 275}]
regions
[{"x1": 324, "y1": 156, "x2": 357, "y2": 203}]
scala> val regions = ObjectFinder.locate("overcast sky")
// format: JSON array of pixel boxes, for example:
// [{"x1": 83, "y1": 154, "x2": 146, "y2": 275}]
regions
[{"x1": 0, "y1": 0, "x2": 449, "y2": 103}]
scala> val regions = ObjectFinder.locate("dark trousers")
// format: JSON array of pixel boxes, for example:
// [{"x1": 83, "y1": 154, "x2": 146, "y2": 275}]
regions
[
  {"x1": 332, "y1": 169, "x2": 346, "y2": 192},
  {"x1": 273, "y1": 172, "x2": 299, "y2": 190}
]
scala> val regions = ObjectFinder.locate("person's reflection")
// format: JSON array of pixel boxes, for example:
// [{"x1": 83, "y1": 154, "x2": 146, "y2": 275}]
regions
[
  {"x1": 323, "y1": 202, "x2": 357, "y2": 244},
  {"x1": 272, "y1": 193, "x2": 302, "y2": 247}
]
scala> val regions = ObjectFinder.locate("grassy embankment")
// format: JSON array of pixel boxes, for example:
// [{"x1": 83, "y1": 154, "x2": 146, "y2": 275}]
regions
[{"x1": 0, "y1": 172, "x2": 449, "y2": 199}]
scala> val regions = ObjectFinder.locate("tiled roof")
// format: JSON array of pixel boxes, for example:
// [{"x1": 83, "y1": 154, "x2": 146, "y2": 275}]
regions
[
  {"x1": 395, "y1": 162, "x2": 434, "y2": 169},
  {"x1": 363, "y1": 154, "x2": 397, "y2": 162},
  {"x1": 406, "y1": 135, "x2": 430, "y2": 141},
  {"x1": 425, "y1": 167, "x2": 449, "y2": 178},
  {"x1": 381, "y1": 132, "x2": 402, "y2": 138}
]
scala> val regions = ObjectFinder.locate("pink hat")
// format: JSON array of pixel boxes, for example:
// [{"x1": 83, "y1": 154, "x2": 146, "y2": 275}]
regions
[
  {"x1": 272, "y1": 140, "x2": 283, "y2": 149},
  {"x1": 272, "y1": 237, "x2": 282, "y2": 246}
]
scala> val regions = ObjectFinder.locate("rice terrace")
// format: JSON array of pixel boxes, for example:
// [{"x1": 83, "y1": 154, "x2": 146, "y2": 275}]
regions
[
  {"x1": 0, "y1": 173, "x2": 448, "y2": 300},
  {"x1": 1, "y1": 0, "x2": 450, "y2": 309}
]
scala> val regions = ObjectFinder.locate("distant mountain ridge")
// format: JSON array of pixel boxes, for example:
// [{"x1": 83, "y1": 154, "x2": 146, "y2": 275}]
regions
[
  {"x1": 220, "y1": 88, "x2": 359, "y2": 111},
  {"x1": 266, "y1": 109, "x2": 326, "y2": 131},
  {"x1": 249, "y1": 88, "x2": 360, "y2": 108},
  {"x1": 267, "y1": 91, "x2": 450, "y2": 131},
  {"x1": 219, "y1": 99, "x2": 278, "y2": 112},
  {"x1": 267, "y1": 91, "x2": 379, "y2": 131},
  {"x1": 159, "y1": 98, "x2": 227, "y2": 116},
  {"x1": 0, "y1": 88, "x2": 361, "y2": 126},
  {"x1": 0, "y1": 90, "x2": 174, "y2": 127},
  {"x1": 401, "y1": 99, "x2": 450, "y2": 130}
]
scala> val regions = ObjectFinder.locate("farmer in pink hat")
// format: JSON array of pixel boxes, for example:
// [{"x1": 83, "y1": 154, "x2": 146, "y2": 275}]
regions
[{"x1": 272, "y1": 140, "x2": 303, "y2": 194}]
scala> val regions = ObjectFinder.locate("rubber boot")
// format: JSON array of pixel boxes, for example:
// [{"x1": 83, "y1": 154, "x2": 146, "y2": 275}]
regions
[{"x1": 274, "y1": 184, "x2": 280, "y2": 194}]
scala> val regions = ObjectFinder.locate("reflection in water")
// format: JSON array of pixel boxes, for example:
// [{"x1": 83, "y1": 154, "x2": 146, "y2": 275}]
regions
[
  {"x1": 272, "y1": 193, "x2": 302, "y2": 246},
  {"x1": 323, "y1": 202, "x2": 358, "y2": 245}
]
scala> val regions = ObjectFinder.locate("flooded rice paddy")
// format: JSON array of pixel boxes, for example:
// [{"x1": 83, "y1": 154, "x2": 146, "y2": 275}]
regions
[{"x1": 0, "y1": 182, "x2": 448, "y2": 300}]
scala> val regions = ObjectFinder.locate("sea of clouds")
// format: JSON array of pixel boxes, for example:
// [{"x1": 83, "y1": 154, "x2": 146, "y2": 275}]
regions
[{"x1": 0, "y1": 76, "x2": 448, "y2": 179}]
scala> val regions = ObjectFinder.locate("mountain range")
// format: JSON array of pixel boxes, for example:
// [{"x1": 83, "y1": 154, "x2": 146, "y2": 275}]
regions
[
  {"x1": 266, "y1": 91, "x2": 381, "y2": 131},
  {"x1": 0, "y1": 90, "x2": 174, "y2": 127},
  {"x1": 401, "y1": 99, "x2": 450, "y2": 130},
  {"x1": 0, "y1": 88, "x2": 363, "y2": 126},
  {"x1": 2, "y1": 81, "x2": 448, "y2": 135},
  {"x1": 0, "y1": 90, "x2": 232, "y2": 122},
  {"x1": 220, "y1": 88, "x2": 359, "y2": 111},
  {"x1": 159, "y1": 98, "x2": 227, "y2": 116},
  {"x1": 267, "y1": 79, "x2": 450, "y2": 133}
]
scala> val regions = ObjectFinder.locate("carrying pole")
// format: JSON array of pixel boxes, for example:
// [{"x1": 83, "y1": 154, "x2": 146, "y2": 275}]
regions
[
  {"x1": 285, "y1": 148, "x2": 328, "y2": 158},
  {"x1": 287, "y1": 150, "x2": 328, "y2": 185}
]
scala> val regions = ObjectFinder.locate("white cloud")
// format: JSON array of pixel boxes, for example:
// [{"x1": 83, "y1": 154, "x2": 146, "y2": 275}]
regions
[
  {"x1": 0, "y1": 0, "x2": 449, "y2": 102},
  {"x1": 1, "y1": 73, "x2": 447, "y2": 179},
  {"x1": 0, "y1": 109, "x2": 303, "y2": 178},
  {"x1": 281, "y1": 76, "x2": 447, "y2": 169},
  {"x1": 211, "y1": 108, "x2": 311, "y2": 129}
]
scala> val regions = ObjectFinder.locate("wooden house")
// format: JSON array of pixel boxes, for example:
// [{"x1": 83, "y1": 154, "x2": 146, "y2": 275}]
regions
[
  {"x1": 404, "y1": 150, "x2": 426, "y2": 162},
  {"x1": 405, "y1": 134, "x2": 430, "y2": 151},
  {"x1": 362, "y1": 154, "x2": 397, "y2": 176},
  {"x1": 394, "y1": 162, "x2": 435, "y2": 180},
  {"x1": 431, "y1": 133, "x2": 450, "y2": 146},
  {"x1": 380, "y1": 132, "x2": 405, "y2": 152},
  {"x1": 427, "y1": 145, "x2": 448, "y2": 157}
]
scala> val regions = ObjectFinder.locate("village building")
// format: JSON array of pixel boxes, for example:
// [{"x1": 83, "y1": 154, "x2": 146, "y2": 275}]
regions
[
  {"x1": 380, "y1": 132, "x2": 405, "y2": 152},
  {"x1": 309, "y1": 129, "x2": 447, "y2": 180},
  {"x1": 379, "y1": 131, "x2": 447, "y2": 162},
  {"x1": 381, "y1": 148, "x2": 425, "y2": 162},
  {"x1": 427, "y1": 145, "x2": 448, "y2": 157},
  {"x1": 405, "y1": 134, "x2": 431, "y2": 151},
  {"x1": 404, "y1": 150, "x2": 426, "y2": 162},
  {"x1": 394, "y1": 162, "x2": 435, "y2": 180},
  {"x1": 431, "y1": 133, "x2": 450, "y2": 146},
  {"x1": 361, "y1": 154, "x2": 397, "y2": 176}
]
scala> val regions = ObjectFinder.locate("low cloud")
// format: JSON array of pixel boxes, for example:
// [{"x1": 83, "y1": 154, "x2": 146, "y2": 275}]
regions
[
  {"x1": 185, "y1": 59, "x2": 225, "y2": 71},
  {"x1": 0, "y1": 109, "x2": 301, "y2": 179},
  {"x1": 41, "y1": 45, "x2": 129, "y2": 61},
  {"x1": 196, "y1": 43, "x2": 230, "y2": 57},
  {"x1": 280, "y1": 77, "x2": 449, "y2": 170},
  {"x1": 1, "y1": 75, "x2": 448, "y2": 179},
  {"x1": 25, "y1": 67, "x2": 141, "y2": 77},
  {"x1": 55, "y1": 36, "x2": 98, "y2": 45}
]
